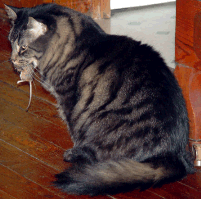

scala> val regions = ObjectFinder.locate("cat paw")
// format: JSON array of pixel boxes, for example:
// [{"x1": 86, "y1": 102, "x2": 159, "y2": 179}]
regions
[
  {"x1": 63, "y1": 146, "x2": 97, "y2": 164},
  {"x1": 63, "y1": 149, "x2": 73, "y2": 162}
]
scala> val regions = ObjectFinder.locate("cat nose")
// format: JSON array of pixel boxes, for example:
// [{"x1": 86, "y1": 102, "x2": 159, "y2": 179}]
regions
[
  {"x1": 10, "y1": 54, "x2": 17, "y2": 63},
  {"x1": 10, "y1": 58, "x2": 17, "y2": 64}
]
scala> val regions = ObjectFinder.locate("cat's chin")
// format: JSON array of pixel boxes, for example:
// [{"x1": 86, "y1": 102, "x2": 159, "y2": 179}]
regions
[{"x1": 12, "y1": 64, "x2": 23, "y2": 73}]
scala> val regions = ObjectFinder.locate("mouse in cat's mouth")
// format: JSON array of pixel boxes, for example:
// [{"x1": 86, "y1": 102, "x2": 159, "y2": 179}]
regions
[{"x1": 17, "y1": 67, "x2": 34, "y2": 111}]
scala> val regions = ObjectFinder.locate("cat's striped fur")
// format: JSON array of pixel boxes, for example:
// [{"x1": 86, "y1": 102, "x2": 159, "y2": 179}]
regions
[{"x1": 6, "y1": 4, "x2": 195, "y2": 196}]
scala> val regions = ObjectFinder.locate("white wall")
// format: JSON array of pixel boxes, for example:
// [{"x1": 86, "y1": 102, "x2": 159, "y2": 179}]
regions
[{"x1": 111, "y1": 0, "x2": 176, "y2": 10}]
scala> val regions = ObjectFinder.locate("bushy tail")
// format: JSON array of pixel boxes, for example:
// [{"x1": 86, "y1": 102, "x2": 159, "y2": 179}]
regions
[{"x1": 54, "y1": 155, "x2": 192, "y2": 196}]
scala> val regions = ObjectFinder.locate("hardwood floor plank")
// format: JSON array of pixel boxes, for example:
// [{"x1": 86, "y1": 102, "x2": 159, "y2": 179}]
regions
[
  {"x1": 0, "y1": 190, "x2": 17, "y2": 199},
  {"x1": 0, "y1": 118, "x2": 67, "y2": 171},
  {"x1": 0, "y1": 61, "x2": 56, "y2": 104},
  {"x1": 149, "y1": 181, "x2": 201, "y2": 199},
  {"x1": 0, "y1": 139, "x2": 62, "y2": 187},
  {"x1": 180, "y1": 170, "x2": 201, "y2": 192},
  {"x1": 0, "y1": 17, "x2": 10, "y2": 36},
  {"x1": 0, "y1": 80, "x2": 65, "y2": 128},
  {"x1": 0, "y1": 98, "x2": 73, "y2": 150},
  {"x1": 196, "y1": 166, "x2": 201, "y2": 172},
  {"x1": 0, "y1": 164, "x2": 63, "y2": 199},
  {"x1": 113, "y1": 190, "x2": 164, "y2": 199},
  {"x1": 0, "y1": 50, "x2": 10, "y2": 63},
  {"x1": 0, "y1": 139, "x2": 109, "y2": 199},
  {"x1": 0, "y1": 35, "x2": 11, "y2": 52}
]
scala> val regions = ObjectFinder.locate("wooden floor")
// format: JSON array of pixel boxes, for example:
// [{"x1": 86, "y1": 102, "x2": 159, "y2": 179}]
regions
[{"x1": 1, "y1": 18, "x2": 201, "y2": 199}]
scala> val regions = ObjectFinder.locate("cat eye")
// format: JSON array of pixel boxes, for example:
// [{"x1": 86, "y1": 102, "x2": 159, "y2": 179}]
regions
[{"x1": 20, "y1": 45, "x2": 28, "y2": 53}]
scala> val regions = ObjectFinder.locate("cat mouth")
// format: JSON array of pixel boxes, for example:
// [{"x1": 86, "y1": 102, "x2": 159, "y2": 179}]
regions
[{"x1": 13, "y1": 62, "x2": 35, "y2": 82}]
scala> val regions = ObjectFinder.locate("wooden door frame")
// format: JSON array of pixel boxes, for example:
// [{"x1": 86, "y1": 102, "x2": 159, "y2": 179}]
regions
[
  {"x1": 91, "y1": 0, "x2": 111, "y2": 19},
  {"x1": 174, "y1": 0, "x2": 201, "y2": 166},
  {"x1": 0, "y1": 0, "x2": 111, "y2": 19},
  {"x1": 46, "y1": 0, "x2": 111, "y2": 19}
]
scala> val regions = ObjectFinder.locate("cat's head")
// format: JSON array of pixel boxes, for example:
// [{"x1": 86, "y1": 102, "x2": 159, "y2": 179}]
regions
[{"x1": 5, "y1": 5, "x2": 48, "y2": 75}]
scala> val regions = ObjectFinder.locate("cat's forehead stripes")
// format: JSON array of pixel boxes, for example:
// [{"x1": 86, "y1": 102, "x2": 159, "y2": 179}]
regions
[{"x1": 10, "y1": 39, "x2": 20, "y2": 61}]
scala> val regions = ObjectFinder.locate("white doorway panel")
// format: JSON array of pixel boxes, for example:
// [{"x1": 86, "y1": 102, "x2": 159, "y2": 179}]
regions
[{"x1": 111, "y1": 0, "x2": 176, "y2": 10}]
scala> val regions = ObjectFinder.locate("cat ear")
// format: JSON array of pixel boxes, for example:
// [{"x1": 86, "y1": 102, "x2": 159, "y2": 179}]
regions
[
  {"x1": 28, "y1": 17, "x2": 47, "y2": 36},
  {"x1": 4, "y1": 5, "x2": 18, "y2": 23}
]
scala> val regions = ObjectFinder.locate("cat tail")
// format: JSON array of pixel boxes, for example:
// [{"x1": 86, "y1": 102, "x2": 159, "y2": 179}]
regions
[{"x1": 54, "y1": 154, "x2": 191, "y2": 196}]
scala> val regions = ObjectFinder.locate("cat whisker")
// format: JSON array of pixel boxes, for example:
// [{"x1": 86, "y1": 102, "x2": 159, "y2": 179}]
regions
[
  {"x1": 32, "y1": 72, "x2": 50, "y2": 87},
  {"x1": 32, "y1": 79, "x2": 37, "y2": 90},
  {"x1": 31, "y1": 68, "x2": 52, "y2": 88},
  {"x1": 34, "y1": 67, "x2": 47, "y2": 79}
]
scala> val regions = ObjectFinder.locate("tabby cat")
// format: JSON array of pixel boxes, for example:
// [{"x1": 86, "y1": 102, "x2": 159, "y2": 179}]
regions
[{"x1": 5, "y1": 4, "x2": 195, "y2": 196}]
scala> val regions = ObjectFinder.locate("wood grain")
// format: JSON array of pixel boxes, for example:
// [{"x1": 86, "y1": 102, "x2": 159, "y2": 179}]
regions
[
  {"x1": 114, "y1": 190, "x2": 163, "y2": 199},
  {"x1": 174, "y1": 65, "x2": 201, "y2": 140},
  {"x1": 0, "y1": 190, "x2": 17, "y2": 199},
  {"x1": 0, "y1": 164, "x2": 62, "y2": 199},
  {"x1": 181, "y1": 170, "x2": 201, "y2": 192},
  {"x1": 0, "y1": 140, "x2": 66, "y2": 198},
  {"x1": 0, "y1": 99, "x2": 72, "y2": 151},
  {"x1": 175, "y1": 0, "x2": 201, "y2": 69},
  {"x1": 0, "y1": 61, "x2": 56, "y2": 104},
  {"x1": 149, "y1": 182, "x2": 201, "y2": 199},
  {"x1": 0, "y1": 139, "x2": 108, "y2": 199},
  {"x1": 0, "y1": 80, "x2": 64, "y2": 128},
  {"x1": 175, "y1": 0, "x2": 201, "y2": 144},
  {"x1": 0, "y1": 0, "x2": 111, "y2": 19}
]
